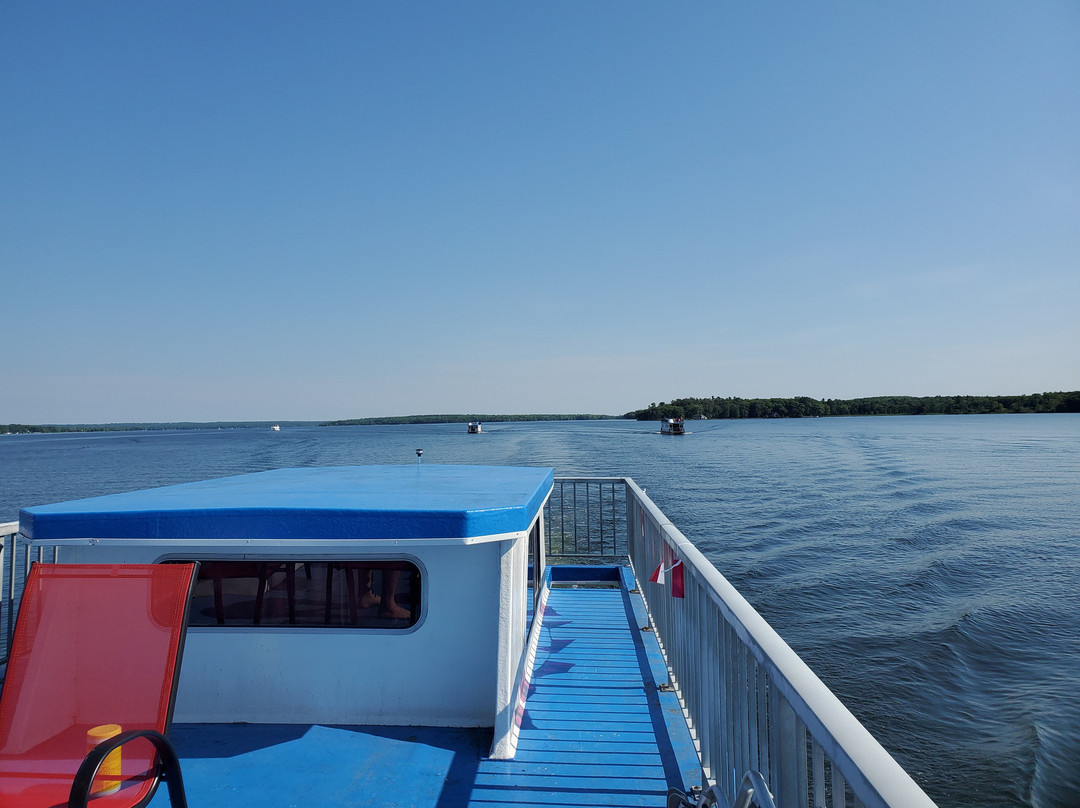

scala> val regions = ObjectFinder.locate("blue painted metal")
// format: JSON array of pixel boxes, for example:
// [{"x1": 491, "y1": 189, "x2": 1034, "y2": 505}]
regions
[
  {"x1": 549, "y1": 564, "x2": 622, "y2": 583},
  {"x1": 19, "y1": 465, "x2": 554, "y2": 541},
  {"x1": 146, "y1": 566, "x2": 701, "y2": 807}
]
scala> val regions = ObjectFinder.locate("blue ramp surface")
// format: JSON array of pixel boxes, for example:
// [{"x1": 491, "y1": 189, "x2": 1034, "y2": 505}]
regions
[{"x1": 474, "y1": 584, "x2": 693, "y2": 805}]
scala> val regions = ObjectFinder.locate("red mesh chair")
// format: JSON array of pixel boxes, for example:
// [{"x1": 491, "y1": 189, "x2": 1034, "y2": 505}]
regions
[{"x1": 0, "y1": 563, "x2": 197, "y2": 808}]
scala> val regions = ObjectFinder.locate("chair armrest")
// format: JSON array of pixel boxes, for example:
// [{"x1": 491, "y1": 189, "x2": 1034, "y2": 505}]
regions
[{"x1": 69, "y1": 729, "x2": 188, "y2": 808}]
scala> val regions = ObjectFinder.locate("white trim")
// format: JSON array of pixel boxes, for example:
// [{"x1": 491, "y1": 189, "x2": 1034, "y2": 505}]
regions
[{"x1": 26, "y1": 530, "x2": 526, "y2": 549}]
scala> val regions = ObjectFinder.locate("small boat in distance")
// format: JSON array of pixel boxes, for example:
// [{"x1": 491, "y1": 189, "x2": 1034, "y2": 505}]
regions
[
  {"x1": 468, "y1": 421, "x2": 482, "y2": 434},
  {"x1": 661, "y1": 417, "x2": 686, "y2": 435},
  {"x1": 270, "y1": 424, "x2": 280, "y2": 431}
]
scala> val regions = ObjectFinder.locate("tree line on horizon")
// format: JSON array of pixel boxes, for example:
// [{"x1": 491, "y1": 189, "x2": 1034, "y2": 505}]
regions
[
  {"x1": 323, "y1": 413, "x2": 612, "y2": 426},
  {"x1": 626, "y1": 391, "x2": 1080, "y2": 421},
  {"x1": 0, "y1": 421, "x2": 301, "y2": 435},
  {"x1": 1, "y1": 414, "x2": 615, "y2": 434},
  {"x1": 5, "y1": 393, "x2": 1078, "y2": 434}
]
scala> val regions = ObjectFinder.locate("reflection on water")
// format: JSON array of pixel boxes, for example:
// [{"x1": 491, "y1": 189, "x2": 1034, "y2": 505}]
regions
[{"x1": 3, "y1": 414, "x2": 1079, "y2": 808}]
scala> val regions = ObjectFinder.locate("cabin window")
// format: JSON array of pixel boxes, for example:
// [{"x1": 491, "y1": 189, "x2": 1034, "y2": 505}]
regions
[{"x1": 183, "y1": 560, "x2": 421, "y2": 629}]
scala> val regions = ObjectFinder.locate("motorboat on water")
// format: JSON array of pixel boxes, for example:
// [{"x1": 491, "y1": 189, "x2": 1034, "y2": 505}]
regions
[
  {"x1": 0, "y1": 465, "x2": 937, "y2": 808},
  {"x1": 661, "y1": 417, "x2": 686, "y2": 435},
  {"x1": 468, "y1": 421, "x2": 482, "y2": 433}
]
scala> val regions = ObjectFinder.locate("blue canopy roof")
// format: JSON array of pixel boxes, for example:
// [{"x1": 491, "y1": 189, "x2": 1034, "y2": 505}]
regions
[{"x1": 20, "y1": 465, "x2": 554, "y2": 541}]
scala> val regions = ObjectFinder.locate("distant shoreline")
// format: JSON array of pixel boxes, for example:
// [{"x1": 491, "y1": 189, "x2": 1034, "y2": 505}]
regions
[
  {"x1": 3, "y1": 393, "x2": 1078, "y2": 434},
  {"x1": 322, "y1": 414, "x2": 614, "y2": 427},
  {"x1": 0, "y1": 414, "x2": 616, "y2": 434}
]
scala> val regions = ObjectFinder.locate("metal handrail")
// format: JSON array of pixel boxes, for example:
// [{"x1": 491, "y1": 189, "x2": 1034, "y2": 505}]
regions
[
  {"x1": 0, "y1": 523, "x2": 50, "y2": 668},
  {"x1": 623, "y1": 477, "x2": 938, "y2": 808},
  {"x1": 545, "y1": 477, "x2": 626, "y2": 559},
  {"x1": 1, "y1": 521, "x2": 20, "y2": 665},
  {"x1": 730, "y1": 771, "x2": 777, "y2": 808},
  {"x1": 548, "y1": 477, "x2": 936, "y2": 808}
]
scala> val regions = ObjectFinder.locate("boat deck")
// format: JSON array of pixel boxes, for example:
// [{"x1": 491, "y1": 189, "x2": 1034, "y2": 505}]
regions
[{"x1": 148, "y1": 568, "x2": 702, "y2": 807}]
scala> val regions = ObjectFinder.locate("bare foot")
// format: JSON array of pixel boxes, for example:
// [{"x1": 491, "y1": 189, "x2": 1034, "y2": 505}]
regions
[
  {"x1": 359, "y1": 590, "x2": 381, "y2": 608},
  {"x1": 381, "y1": 601, "x2": 411, "y2": 620}
]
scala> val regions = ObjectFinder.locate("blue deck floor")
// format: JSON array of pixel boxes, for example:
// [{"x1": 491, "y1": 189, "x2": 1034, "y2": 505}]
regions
[{"x1": 149, "y1": 569, "x2": 701, "y2": 807}]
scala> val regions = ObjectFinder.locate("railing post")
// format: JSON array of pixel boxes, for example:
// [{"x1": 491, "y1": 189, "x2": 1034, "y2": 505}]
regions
[{"x1": 775, "y1": 697, "x2": 799, "y2": 806}]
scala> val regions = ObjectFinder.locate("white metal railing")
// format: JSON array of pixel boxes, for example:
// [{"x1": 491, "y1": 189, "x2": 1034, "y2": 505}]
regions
[
  {"x1": 1, "y1": 521, "x2": 20, "y2": 665},
  {"x1": 1, "y1": 523, "x2": 57, "y2": 666},
  {"x1": 544, "y1": 477, "x2": 627, "y2": 559},
  {"x1": 550, "y1": 477, "x2": 936, "y2": 808}
]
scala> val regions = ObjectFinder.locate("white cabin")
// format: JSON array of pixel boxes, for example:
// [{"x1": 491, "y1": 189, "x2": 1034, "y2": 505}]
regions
[{"x1": 19, "y1": 465, "x2": 553, "y2": 754}]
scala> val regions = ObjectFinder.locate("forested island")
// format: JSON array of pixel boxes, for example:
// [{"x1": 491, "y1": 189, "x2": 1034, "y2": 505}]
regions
[{"x1": 626, "y1": 391, "x2": 1080, "y2": 421}]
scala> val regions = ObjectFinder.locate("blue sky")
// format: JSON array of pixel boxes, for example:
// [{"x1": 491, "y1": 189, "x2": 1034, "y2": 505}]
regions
[{"x1": 3, "y1": 2, "x2": 1077, "y2": 422}]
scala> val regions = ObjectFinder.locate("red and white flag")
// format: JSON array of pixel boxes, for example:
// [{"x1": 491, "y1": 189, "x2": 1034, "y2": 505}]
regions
[{"x1": 649, "y1": 557, "x2": 685, "y2": 598}]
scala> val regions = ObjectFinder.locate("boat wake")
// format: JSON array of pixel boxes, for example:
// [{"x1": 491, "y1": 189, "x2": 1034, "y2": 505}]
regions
[{"x1": 1029, "y1": 714, "x2": 1080, "y2": 808}]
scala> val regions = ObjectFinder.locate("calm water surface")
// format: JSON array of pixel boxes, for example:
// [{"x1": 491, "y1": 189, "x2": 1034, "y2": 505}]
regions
[{"x1": 2, "y1": 415, "x2": 1078, "y2": 808}]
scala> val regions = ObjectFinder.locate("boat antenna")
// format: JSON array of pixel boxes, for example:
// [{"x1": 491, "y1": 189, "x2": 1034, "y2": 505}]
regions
[{"x1": 416, "y1": 448, "x2": 423, "y2": 465}]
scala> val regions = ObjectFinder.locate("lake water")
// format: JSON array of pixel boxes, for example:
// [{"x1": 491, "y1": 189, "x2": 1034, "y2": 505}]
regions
[{"x1": 2, "y1": 414, "x2": 1078, "y2": 808}]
